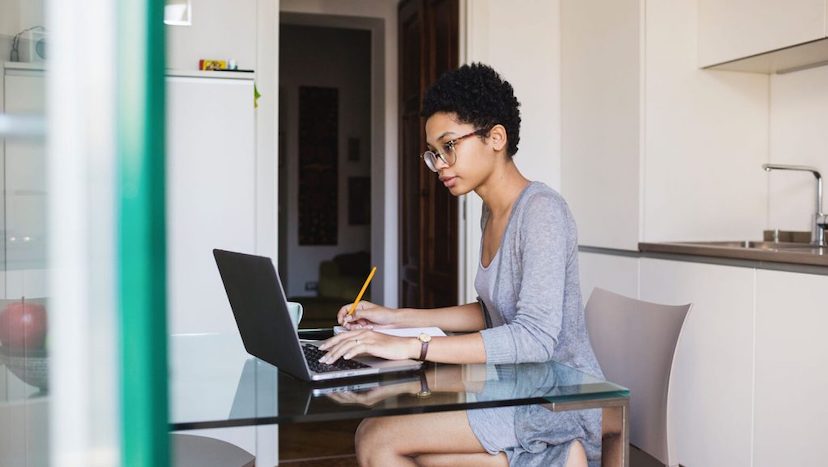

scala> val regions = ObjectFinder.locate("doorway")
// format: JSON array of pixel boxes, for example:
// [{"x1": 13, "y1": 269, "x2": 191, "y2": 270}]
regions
[
  {"x1": 398, "y1": 0, "x2": 460, "y2": 308},
  {"x1": 278, "y1": 22, "x2": 373, "y2": 328}
]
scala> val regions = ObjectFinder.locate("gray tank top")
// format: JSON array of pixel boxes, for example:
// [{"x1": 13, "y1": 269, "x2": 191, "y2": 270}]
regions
[{"x1": 475, "y1": 244, "x2": 505, "y2": 329}]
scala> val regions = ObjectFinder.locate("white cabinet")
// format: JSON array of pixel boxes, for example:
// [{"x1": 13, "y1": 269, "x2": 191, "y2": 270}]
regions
[
  {"x1": 1, "y1": 64, "x2": 47, "y2": 300},
  {"x1": 166, "y1": 74, "x2": 256, "y2": 335},
  {"x1": 699, "y1": 0, "x2": 827, "y2": 67},
  {"x1": 754, "y1": 270, "x2": 828, "y2": 467},
  {"x1": 578, "y1": 251, "x2": 639, "y2": 301},
  {"x1": 640, "y1": 259, "x2": 755, "y2": 467}
]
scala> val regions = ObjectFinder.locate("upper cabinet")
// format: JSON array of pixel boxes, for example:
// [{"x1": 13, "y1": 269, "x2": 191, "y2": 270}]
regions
[{"x1": 699, "y1": 0, "x2": 828, "y2": 72}]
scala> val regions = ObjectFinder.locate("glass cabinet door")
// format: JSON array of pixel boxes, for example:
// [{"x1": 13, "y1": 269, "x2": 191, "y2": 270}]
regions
[{"x1": 1, "y1": 1, "x2": 49, "y2": 466}]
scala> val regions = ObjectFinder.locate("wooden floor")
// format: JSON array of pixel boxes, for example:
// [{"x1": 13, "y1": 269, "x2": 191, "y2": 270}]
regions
[
  {"x1": 279, "y1": 420, "x2": 666, "y2": 467},
  {"x1": 279, "y1": 419, "x2": 360, "y2": 466}
]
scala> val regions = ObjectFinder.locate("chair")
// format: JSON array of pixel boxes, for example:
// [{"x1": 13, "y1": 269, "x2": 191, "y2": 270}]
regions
[
  {"x1": 172, "y1": 433, "x2": 255, "y2": 467},
  {"x1": 584, "y1": 288, "x2": 691, "y2": 466},
  {"x1": 289, "y1": 251, "x2": 371, "y2": 328}
]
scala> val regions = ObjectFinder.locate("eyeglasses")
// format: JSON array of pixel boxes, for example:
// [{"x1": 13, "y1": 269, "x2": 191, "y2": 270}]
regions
[{"x1": 421, "y1": 128, "x2": 489, "y2": 172}]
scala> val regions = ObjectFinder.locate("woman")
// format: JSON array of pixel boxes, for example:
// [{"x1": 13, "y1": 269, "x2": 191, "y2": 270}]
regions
[{"x1": 318, "y1": 63, "x2": 603, "y2": 467}]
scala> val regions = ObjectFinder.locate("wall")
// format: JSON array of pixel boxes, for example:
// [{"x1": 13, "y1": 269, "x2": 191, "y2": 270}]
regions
[
  {"x1": 280, "y1": 24, "x2": 372, "y2": 298},
  {"x1": 560, "y1": 0, "x2": 641, "y2": 251},
  {"x1": 462, "y1": 0, "x2": 561, "y2": 301},
  {"x1": 642, "y1": 0, "x2": 769, "y2": 243},
  {"x1": 768, "y1": 65, "x2": 828, "y2": 232},
  {"x1": 280, "y1": 0, "x2": 398, "y2": 306},
  {"x1": 0, "y1": 0, "x2": 45, "y2": 64},
  {"x1": 166, "y1": 0, "x2": 257, "y2": 70}
]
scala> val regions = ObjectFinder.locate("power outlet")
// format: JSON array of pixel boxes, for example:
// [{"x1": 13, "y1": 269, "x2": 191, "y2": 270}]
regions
[{"x1": 305, "y1": 281, "x2": 318, "y2": 291}]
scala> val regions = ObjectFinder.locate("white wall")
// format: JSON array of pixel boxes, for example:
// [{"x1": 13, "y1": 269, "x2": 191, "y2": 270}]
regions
[
  {"x1": 462, "y1": 0, "x2": 561, "y2": 301},
  {"x1": 642, "y1": 0, "x2": 769, "y2": 243},
  {"x1": 768, "y1": 65, "x2": 828, "y2": 232},
  {"x1": 560, "y1": 0, "x2": 641, "y2": 251},
  {"x1": 464, "y1": 0, "x2": 561, "y2": 189},
  {"x1": 280, "y1": 0, "x2": 398, "y2": 306},
  {"x1": 166, "y1": 0, "x2": 257, "y2": 70},
  {"x1": 280, "y1": 24, "x2": 372, "y2": 298},
  {"x1": 0, "y1": 0, "x2": 44, "y2": 34},
  {"x1": 0, "y1": 0, "x2": 21, "y2": 36},
  {"x1": 561, "y1": 0, "x2": 771, "y2": 249}
]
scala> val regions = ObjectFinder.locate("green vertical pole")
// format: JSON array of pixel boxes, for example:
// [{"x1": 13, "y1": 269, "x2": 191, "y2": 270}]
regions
[{"x1": 117, "y1": 0, "x2": 168, "y2": 466}]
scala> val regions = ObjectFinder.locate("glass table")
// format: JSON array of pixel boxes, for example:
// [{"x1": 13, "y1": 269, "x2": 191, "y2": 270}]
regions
[{"x1": 170, "y1": 332, "x2": 630, "y2": 467}]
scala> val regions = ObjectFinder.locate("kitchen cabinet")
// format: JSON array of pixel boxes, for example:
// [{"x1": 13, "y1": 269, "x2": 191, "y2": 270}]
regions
[
  {"x1": 754, "y1": 270, "x2": 828, "y2": 467},
  {"x1": 698, "y1": 0, "x2": 827, "y2": 67},
  {"x1": 585, "y1": 249, "x2": 828, "y2": 467},
  {"x1": 640, "y1": 258, "x2": 754, "y2": 467},
  {"x1": 1, "y1": 64, "x2": 47, "y2": 301},
  {"x1": 578, "y1": 251, "x2": 639, "y2": 301}
]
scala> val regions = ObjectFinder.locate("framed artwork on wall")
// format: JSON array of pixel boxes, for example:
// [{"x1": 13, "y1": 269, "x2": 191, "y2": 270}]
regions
[{"x1": 298, "y1": 86, "x2": 338, "y2": 245}]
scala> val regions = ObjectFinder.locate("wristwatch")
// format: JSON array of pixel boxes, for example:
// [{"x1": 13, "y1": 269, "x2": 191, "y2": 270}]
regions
[
  {"x1": 417, "y1": 333, "x2": 431, "y2": 361},
  {"x1": 415, "y1": 372, "x2": 432, "y2": 398}
]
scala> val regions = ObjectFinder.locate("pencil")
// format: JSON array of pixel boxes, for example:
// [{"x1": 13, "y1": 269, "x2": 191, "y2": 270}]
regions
[{"x1": 348, "y1": 266, "x2": 377, "y2": 316}]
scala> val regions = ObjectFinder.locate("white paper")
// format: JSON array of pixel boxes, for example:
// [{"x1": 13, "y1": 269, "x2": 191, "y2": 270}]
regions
[{"x1": 333, "y1": 326, "x2": 446, "y2": 337}]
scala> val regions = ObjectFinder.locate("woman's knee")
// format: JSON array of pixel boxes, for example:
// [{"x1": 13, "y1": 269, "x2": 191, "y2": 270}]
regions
[
  {"x1": 355, "y1": 418, "x2": 397, "y2": 465},
  {"x1": 565, "y1": 439, "x2": 588, "y2": 467}
]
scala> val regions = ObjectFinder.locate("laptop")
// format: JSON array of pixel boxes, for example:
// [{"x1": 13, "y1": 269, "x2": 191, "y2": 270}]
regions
[{"x1": 213, "y1": 249, "x2": 423, "y2": 381}]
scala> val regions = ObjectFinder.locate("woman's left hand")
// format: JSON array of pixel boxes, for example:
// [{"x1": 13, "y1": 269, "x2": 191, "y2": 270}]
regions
[{"x1": 317, "y1": 330, "x2": 418, "y2": 364}]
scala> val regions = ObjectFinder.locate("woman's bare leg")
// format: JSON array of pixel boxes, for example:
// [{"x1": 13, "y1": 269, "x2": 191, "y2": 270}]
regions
[
  {"x1": 415, "y1": 452, "x2": 507, "y2": 467},
  {"x1": 355, "y1": 410, "x2": 588, "y2": 467},
  {"x1": 416, "y1": 439, "x2": 586, "y2": 467},
  {"x1": 355, "y1": 410, "x2": 496, "y2": 467}
]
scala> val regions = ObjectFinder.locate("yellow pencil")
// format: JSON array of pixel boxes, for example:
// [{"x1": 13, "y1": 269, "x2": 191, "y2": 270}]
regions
[{"x1": 348, "y1": 266, "x2": 377, "y2": 316}]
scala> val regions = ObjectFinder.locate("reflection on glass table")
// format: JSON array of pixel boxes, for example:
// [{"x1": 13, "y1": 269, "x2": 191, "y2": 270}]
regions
[{"x1": 169, "y1": 333, "x2": 631, "y2": 466}]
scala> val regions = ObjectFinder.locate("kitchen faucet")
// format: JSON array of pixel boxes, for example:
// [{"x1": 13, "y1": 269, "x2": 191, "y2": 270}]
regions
[{"x1": 762, "y1": 163, "x2": 825, "y2": 247}]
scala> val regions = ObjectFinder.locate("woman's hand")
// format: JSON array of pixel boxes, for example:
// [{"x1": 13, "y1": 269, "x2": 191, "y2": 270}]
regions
[
  {"x1": 324, "y1": 381, "x2": 421, "y2": 407},
  {"x1": 317, "y1": 329, "x2": 419, "y2": 364},
  {"x1": 337, "y1": 301, "x2": 401, "y2": 330}
]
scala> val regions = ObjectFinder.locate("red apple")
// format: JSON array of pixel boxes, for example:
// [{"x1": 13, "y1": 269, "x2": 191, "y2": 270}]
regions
[{"x1": 0, "y1": 301, "x2": 47, "y2": 350}]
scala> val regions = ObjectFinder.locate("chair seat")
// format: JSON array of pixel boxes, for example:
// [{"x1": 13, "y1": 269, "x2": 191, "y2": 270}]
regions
[{"x1": 172, "y1": 433, "x2": 255, "y2": 467}]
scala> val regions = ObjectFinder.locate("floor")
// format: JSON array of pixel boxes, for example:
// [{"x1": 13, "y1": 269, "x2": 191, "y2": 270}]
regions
[
  {"x1": 280, "y1": 420, "x2": 668, "y2": 466},
  {"x1": 279, "y1": 419, "x2": 360, "y2": 466}
]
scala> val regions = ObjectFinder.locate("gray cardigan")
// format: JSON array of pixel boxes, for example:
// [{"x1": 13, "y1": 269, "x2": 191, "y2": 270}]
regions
[{"x1": 468, "y1": 182, "x2": 604, "y2": 467}]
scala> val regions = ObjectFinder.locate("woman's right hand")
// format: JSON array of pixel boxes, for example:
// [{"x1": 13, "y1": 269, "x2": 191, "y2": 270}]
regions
[{"x1": 337, "y1": 301, "x2": 400, "y2": 329}]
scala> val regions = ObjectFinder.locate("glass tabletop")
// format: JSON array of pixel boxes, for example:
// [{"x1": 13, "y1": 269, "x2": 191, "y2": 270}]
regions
[{"x1": 169, "y1": 332, "x2": 629, "y2": 430}]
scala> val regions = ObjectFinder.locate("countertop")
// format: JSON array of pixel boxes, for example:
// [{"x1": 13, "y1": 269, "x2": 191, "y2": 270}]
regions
[{"x1": 638, "y1": 241, "x2": 828, "y2": 268}]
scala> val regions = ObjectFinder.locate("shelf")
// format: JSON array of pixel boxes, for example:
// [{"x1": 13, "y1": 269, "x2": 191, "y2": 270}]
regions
[
  {"x1": 703, "y1": 37, "x2": 828, "y2": 74},
  {"x1": 165, "y1": 69, "x2": 256, "y2": 80}
]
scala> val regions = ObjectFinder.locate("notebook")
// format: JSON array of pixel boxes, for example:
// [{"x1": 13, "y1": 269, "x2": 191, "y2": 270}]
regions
[{"x1": 333, "y1": 326, "x2": 447, "y2": 338}]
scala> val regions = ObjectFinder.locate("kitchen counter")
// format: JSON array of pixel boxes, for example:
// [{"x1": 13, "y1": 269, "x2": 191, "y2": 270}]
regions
[
  {"x1": 578, "y1": 243, "x2": 828, "y2": 276},
  {"x1": 639, "y1": 241, "x2": 828, "y2": 268}
]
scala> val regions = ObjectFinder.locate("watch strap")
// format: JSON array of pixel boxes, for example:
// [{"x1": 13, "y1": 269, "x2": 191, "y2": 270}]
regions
[{"x1": 418, "y1": 339, "x2": 429, "y2": 361}]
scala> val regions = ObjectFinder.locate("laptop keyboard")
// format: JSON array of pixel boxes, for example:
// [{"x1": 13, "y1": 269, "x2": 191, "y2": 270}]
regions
[{"x1": 302, "y1": 344, "x2": 371, "y2": 373}]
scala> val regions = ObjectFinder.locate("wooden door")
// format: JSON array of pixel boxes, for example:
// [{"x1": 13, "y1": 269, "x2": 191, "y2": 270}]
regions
[{"x1": 399, "y1": 0, "x2": 459, "y2": 308}]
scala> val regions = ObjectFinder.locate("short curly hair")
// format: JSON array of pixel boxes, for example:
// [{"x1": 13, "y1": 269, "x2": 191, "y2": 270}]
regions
[{"x1": 422, "y1": 63, "x2": 521, "y2": 157}]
